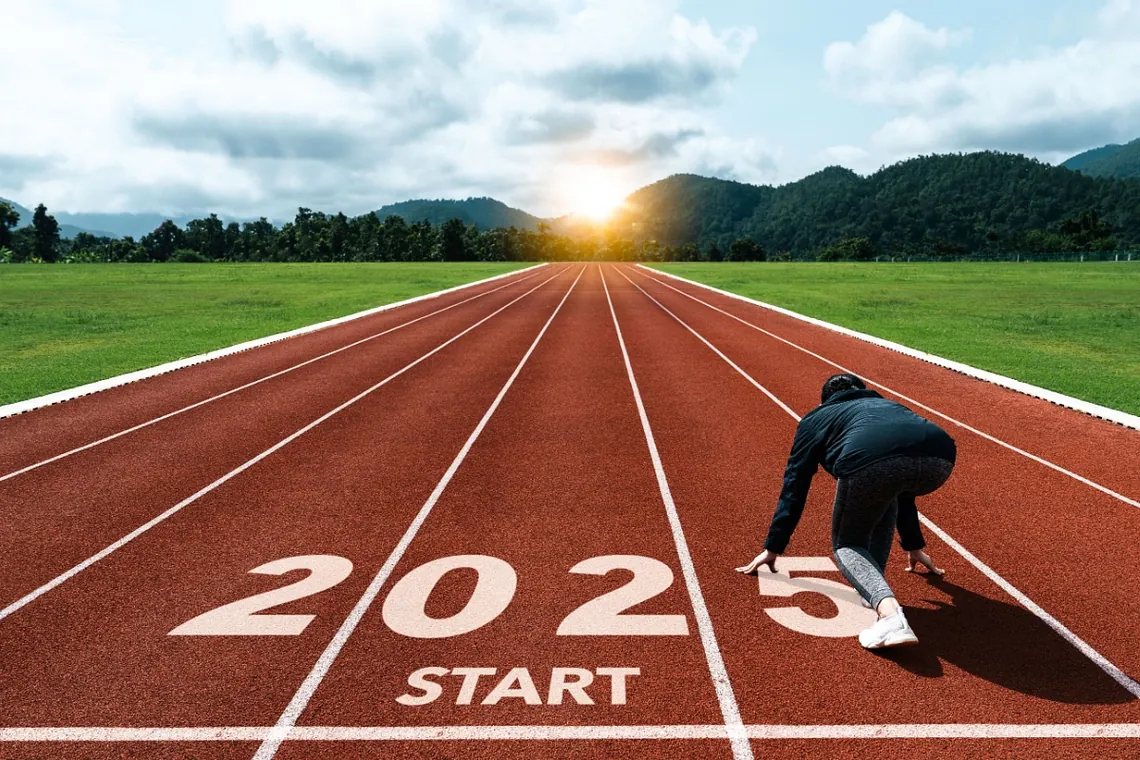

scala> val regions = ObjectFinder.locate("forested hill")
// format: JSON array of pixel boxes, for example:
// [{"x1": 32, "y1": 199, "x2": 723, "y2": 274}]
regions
[
  {"x1": 1061, "y1": 138, "x2": 1140, "y2": 180},
  {"x1": 376, "y1": 197, "x2": 543, "y2": 231},
  {"x1": 614, "y1": 152, "x2": 1140, "y2": 253}
]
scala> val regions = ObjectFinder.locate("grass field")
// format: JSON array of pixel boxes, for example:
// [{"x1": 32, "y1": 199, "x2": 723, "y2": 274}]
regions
[
  {"x1": 650, "y1": 262, "x2": 1140, "y2": 416},
  {"x1": 0, "y1": 263, "x2": 531, "y2": 406}
]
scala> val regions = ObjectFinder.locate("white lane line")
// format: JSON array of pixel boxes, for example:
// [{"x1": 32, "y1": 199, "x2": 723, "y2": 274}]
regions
[
  {"x1": 641, "y1": 264, "x2": 1140, "y2": 431},
  {"x1": 601, "y1": 267, "x2": 753, "y2": 760},
  {"x1": 917, "y1": 516, "x2": 1140, "y2": 698},
  {"x1": 632, "y1": 266, "x2": 1140, "y2": 510},
  {"x1": 615, "y1": 266, "x2": 1140, "y2": 700},
  {"x1": 0, "y1": 264, "x2": 548, "y2": 420},
  {"x1": 251, "y1": 266, "x2": 587, "y2": 760},
  {"x1": 0, "y1": 268, "x2": 568, "y2": 626},
  {"x1": 1, "y1": 266, "x2": 552, "y2": 484},
  {"x1": 3, "y1": 724, "x2": 1139, "y2": 742},
  {"x1": 0, "y1": 728, "x2": 269, "y2": 742}
]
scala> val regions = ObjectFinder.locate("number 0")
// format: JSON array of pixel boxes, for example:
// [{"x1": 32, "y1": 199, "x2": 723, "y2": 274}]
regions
[{"x1": 382, "y1": 555, "x2": 517, "y2": 639}]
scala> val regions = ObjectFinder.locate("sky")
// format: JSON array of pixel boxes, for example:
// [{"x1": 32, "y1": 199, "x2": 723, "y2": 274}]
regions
[{"x1": 1, "y1": 0, "x2": 1139, "y2": 220}]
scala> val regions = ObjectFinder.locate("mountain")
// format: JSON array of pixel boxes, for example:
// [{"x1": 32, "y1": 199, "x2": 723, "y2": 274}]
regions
[
  {"x1": 0, "y1": 197, "x2": 119, "y2": 239},
  {"x1": 0, "y1": 197, "x2": 33, "y2": 225},
  {"x1": 375, "y1": 197, "x2": 544, "y2": 231},
  {"x1": 1061, "y1": 138, "x2": 1140, "y2": 180},
  {"x1": 52, "y1": 213, "x2": 185, "y2": 240},
  {"x1": 618, "y1": 174, "x2": 773, "y2": 245},
  {"x1": 612, "y1": 152, "x2": 1140, "y2": 253}
]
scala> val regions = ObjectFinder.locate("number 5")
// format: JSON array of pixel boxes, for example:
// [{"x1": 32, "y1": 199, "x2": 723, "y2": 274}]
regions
[{"x1": 757, "y1": 557, "x2": 877, "y2": 638}]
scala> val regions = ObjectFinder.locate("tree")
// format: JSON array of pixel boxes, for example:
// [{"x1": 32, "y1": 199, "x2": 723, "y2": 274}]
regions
[
  {"x1": 379, "y1": 214, "x2": 410, "y2": 261},
  {"x1": 705, "y1": 241, "x2": 723, "y2": 262},
  {"x1": 728, "y1": 238, "x2": 766, "y2": 262},
  {"x1": 439, "y1": 218, "x2": 469, "y2": 261},
  {"x1": 676, "y1": 242, "x2": 701, "y2": 261},
  {"x1": 111, "y1": 236, "x2": 146, "y2": 262},
  {"x1": 9, "y1": 227, "x2": 34, "y2": 263},
  {"x1": 185, "y1": 214, "x2": 226, "y2": 260},
  {"x1": 291, "y1": 207, "x2": 331, "y2": 261},
  {"x1": 224, "y1": 222, "x2": 241, "y2": 260},
  {"x1": 817, "y1": 237, "x2": 878, "y2": 261},
  {"x1": 69, "y1": 232, "x2": 105, "y2": 263},
  {"x1": 141, "y1": 220, "x2": 184, "y2": 262},
  {"x1": 32, "y1": 204, "x2": 60, "y2": 262},
  {"x1": 239, "y1": 218, "x2": 277, "y2": 261},
  {"x1": 0, "y1": 201, "x2": 19, "y2": 250},
  {"x1": 408, "y1": 220, "x2": 437, "y2": 261},
  {"x1": 329, "y1": 212, "x2": 349, "y2": 261}
]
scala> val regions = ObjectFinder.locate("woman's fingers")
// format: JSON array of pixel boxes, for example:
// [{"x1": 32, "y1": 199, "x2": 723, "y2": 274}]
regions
[
  {"x1": 906, "y1": 550, "x2": 945, "y2": 575},
  {"x1": 736, "y1": 552, "x2": 774, "y2": 574}
]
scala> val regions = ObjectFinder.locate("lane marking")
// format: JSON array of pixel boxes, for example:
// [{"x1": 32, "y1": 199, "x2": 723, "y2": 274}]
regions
[
  {"x1": 0, "y1": 264, "x2": 548, "y2": 421},
  {"x1": 615, "y1": 265, "x2": 1140, "y2": 700},
  {"x1": 3, "y1": 724, "x2": 1139, "y2": 742},
  {"x1": 601, "y1": 267, "x2": 753, "y2": 760},
  {"x1": 1, "y1": 266, "x2": 552, "y2": 484},
  {"x1": 639, "y1": 264, "x2": 1140, "y2": 431},
  {"x1": 917, "y1": 516, "x2": 1140, "y2": 698},
  {"x1": 632, "y1": 266, "x2": 1140, "y2": 509},
  {"x1": 0, "y1": 268, "x2": 569, "y2": 626},
  {"x1": 252, "y1": 266, "x2": 586, "y2": 760}
]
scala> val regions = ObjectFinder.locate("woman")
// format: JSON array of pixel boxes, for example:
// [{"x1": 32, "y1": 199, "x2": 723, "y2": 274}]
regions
[{"x1": 736, "y1": 373, "x2": 956, "y2": 649}]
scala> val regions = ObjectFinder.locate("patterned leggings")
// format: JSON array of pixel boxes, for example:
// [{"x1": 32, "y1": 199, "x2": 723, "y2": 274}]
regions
[{"x1": 831, "y1": 456, "x2": 954, "y2": 609}]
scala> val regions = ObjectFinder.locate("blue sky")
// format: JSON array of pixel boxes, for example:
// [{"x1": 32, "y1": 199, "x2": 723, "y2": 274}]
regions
[
  {"x1": 691, "y1": 0, "x2": 1097, "y2": 167},
  {"x1": 1, "y1": 0, "x2": 1137, "y2": 220}
]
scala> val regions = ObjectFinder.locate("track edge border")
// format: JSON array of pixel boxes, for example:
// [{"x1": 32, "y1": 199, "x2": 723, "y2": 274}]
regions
[
  {"x1": 639, "y1": 264, "x2": 1140, "y2": 431},
  {"x1": 0, "y1": 263, "x2": 547, "y2": 421}
]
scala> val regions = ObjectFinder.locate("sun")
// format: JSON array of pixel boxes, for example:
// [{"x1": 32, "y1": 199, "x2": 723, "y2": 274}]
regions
[{"x1": 563, "y1": 167, "x2": 626, "y2": 222}]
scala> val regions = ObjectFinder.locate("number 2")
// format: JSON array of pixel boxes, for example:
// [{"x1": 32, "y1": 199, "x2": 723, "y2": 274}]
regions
[
  {"x1": 169, "y1": 555, "x2": 353, "y2": 636},
  {"x1": 557, "y1": 555, "x2": 688, "y2": 636}
]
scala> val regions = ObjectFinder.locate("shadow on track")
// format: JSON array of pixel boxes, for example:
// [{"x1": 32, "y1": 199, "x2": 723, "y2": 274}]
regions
[{"x1": 879, "y1": 577, "x2": 1133, "y2": 705}]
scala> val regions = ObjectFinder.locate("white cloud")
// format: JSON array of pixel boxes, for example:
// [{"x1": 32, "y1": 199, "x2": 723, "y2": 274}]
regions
[
  {"x1": 0, "y1": 0, "x2": 765, "y2": 218},
  {"x1": 825, "y1": 4, "x2": 1140, "y2": 162},
  {"x1": 824, "y1": 11, "x2": 970, "y2": 87},
  {"x1": 815, "y1": 145, "x2": 874, "y2": 174}
]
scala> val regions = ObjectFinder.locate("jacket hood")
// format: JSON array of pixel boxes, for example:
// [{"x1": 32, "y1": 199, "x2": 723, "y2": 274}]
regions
[{"x1": 821, "y1": 388, "x2": 882, "y2": 407}]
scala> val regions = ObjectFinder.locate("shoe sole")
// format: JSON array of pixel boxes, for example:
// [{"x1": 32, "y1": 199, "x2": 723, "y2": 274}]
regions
[{"x1": 862, "y1": 630, "x2": 920, "y2": 650}]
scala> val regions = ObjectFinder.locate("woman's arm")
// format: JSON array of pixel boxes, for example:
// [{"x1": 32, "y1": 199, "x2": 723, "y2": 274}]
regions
[{"x1": 762, "y1": 418, "x2": 824, "y2": 554}]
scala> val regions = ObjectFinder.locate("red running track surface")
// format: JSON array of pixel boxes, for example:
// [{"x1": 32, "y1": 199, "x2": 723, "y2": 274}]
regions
[{"x1": 0, "y1": 263, "x2": 1136, "y2": 760}]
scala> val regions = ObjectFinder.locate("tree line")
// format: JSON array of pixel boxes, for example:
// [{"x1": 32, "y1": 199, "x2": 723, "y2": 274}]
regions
[
  {"x1": 0, "y1": 202, "x2": 779, "y2": 264},
  {"x1": 3, "y1": 149, "x2": 1139, "y2": 265},
  {"x1": 2, "y1": 200, "x2": 1126, "y2": 265}
]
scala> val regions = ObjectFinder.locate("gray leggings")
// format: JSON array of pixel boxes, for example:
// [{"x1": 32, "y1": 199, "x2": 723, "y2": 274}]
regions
[{"x1": 832, "y1": 456, "x2": 954, "y2": 610}]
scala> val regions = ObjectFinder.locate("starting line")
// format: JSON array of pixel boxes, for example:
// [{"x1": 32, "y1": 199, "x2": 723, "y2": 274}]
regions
[{"x1": 2, "y1": 724, "x2": 1138, "y2": 742}]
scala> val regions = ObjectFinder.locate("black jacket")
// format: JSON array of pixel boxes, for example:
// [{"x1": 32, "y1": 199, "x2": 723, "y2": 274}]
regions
[{"x1": 764, "y1": 388, "x2": 956, "y2": 554}]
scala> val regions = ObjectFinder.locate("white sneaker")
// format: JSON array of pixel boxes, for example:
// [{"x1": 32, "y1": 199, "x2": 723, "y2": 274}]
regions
[{"x1": 858, "y1": 610, "x2": 919, "y2": 649}]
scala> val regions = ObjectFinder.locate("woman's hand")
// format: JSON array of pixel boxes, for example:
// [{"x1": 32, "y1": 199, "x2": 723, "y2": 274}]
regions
[
  {"x1": 736, "y1": 550, "x2": 780, "y2": 574},
  {"x1": 905, "y1": 548, "x2": 945, "y2": 575}
]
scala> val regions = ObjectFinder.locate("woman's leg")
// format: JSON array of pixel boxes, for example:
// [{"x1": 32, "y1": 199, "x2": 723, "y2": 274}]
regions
[
  {"x1": 869, "y1": 496, "x2": 900, "y2": 572},
  {"x1": 831, "y1": 462, "x2": 901, "y2": 612}
]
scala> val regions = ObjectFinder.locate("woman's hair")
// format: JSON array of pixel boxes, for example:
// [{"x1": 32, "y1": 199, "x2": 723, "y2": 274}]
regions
[{"x1": 821, "y1": 373, "x2": 867, "y2": 403}]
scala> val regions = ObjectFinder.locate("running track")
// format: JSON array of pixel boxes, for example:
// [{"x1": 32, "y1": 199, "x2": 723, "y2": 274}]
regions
[{"x1": 1, "y1": 263, "x2": 1138, "y2": 760}]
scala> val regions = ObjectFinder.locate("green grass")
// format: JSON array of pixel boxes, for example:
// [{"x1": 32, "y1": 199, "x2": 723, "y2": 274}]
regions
[
  {"x1": 649, "y1": 262, "x2": 1140, "y2": 416},
  {"x1": 0, "y1": 263, "x2": 532, "y2": 405}
]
